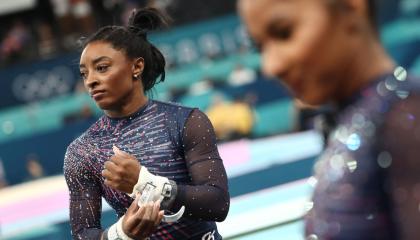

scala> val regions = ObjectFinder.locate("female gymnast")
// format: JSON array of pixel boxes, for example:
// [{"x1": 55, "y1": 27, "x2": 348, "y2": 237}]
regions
[
  {"x1": 64, "y1": 7, "x2": 229, "y2": 240},
  {"x1": 239, "y1": 0, "x2": 420, "y2": 239}
]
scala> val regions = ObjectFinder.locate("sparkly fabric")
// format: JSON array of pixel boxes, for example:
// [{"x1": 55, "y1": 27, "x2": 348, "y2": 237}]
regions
[
  {"x1": 64, "y1": 100, "x2": 229, "y2": 240},
  {"x1": 305, "y1": 71, "x2": 420, "y2": 239}
]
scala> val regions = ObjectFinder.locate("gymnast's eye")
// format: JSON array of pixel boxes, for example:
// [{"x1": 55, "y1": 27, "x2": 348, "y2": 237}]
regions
[
  {"x1": 268, "y1": 21, "x2": 293, "y2": 41},
  {"x1": 96, "y1": 65, "x2": 109, "y2": 73},
  {"x1": 80, "y1": 71, "x2": 88, "y2": 80}
]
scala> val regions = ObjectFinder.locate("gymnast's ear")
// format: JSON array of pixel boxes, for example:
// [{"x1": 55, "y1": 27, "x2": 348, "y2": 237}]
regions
[{"x1": 132, "y1": 57, "x2": 145, "y2": 79}]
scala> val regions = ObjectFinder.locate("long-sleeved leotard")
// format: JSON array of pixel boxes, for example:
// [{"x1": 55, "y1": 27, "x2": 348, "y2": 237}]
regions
[
  {"x1": 305, "y1": 72, "x2": 420, "y2": 239},
  {"x1": 64, "y1": 100, "x2": 229, "y2": 240}
]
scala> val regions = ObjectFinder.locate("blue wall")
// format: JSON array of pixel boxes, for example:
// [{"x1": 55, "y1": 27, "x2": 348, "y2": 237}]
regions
[
  {"x1": 0, "y1": 15, "x2": 248, "y2": 109},
  {"x1": 0, "y1": 119, "x2": 95, "y2": 185}
]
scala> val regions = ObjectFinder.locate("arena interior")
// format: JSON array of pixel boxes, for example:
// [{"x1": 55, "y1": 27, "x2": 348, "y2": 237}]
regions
[{"x1": 0, "y1": 0, "x2": 419, "y2": 239}]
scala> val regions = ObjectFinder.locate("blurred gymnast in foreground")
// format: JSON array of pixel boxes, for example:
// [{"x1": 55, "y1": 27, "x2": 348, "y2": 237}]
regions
[
  {"x1": 239, "y1": 0, "x2": 420, "y2": 239},
  {"x1": 64, "y1": 7, "x2": 229, "y2": 240}
]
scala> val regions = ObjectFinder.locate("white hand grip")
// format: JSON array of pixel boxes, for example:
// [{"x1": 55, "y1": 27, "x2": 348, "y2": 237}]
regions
[
  {"x1": 135, "y1": 184, "x2": 184, "y2": 223},
  {"x1": 162, "y1": 205, "x2": 185, "y2": 223}
]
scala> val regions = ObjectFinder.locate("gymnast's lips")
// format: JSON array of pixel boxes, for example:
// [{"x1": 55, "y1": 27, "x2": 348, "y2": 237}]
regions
[{"x1": 90, "y1": 90, "x2": 106, "y2": 100}]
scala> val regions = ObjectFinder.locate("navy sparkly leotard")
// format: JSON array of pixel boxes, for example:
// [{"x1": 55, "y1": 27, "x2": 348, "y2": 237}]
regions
[
  {"x1": 64, "y1": 100, "x2": 229, "y2": 239},
  {"x1": 305, "y1": 72, "x2": 420, "y2": 239}
]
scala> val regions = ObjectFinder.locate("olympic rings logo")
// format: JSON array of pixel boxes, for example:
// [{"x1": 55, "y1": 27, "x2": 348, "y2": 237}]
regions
[{"x1": 12, "y1": 66, "x2": 74, "y2": 102}]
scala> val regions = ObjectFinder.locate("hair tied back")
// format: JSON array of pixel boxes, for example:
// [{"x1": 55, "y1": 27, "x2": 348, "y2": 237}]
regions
[
  {"x1": 128, "y1": 25, "x2": 148, "y2": 40},
  {"x1": 127, "y1": 8, "x2": 169, "y2": 38}
]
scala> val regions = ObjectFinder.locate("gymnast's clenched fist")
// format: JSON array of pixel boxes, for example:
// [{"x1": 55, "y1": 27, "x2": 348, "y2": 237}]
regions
[{"x1": 102, "y1": 146, "x2": 140, "y2": 193}]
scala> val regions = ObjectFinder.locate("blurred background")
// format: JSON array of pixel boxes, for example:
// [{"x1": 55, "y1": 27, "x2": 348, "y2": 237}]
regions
[{"x1": 0, "y1": 0, "x2": 419, "y2": 239}]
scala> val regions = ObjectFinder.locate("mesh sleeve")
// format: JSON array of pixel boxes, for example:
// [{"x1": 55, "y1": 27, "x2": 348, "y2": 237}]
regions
[{"x1": 171, "y1": 109, "x2": 230, "y2": 222}]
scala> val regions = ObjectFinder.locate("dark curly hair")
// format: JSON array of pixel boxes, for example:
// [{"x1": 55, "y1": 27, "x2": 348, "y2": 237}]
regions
[{"x1": 81, "y1": 8, "x2": 169, "y2": 92}]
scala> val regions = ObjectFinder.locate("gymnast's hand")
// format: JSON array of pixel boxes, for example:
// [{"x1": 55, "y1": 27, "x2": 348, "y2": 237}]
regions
[
  {"x1": 102, "y1": 146, "x2": 141, "y2": 193},
  {"x1": 123, "y1": 194, "x2": 164, "y2": 239}
]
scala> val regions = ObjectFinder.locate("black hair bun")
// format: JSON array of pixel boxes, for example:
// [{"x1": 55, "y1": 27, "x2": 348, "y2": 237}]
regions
[{"x1": 128, "y1": 7, "x2": 169, "y2": 36}]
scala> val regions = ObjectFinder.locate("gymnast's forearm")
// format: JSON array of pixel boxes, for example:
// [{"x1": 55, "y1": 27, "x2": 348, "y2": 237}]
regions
[{"x1": 171, "y1": 183, "x2": 230, "y2": 222}]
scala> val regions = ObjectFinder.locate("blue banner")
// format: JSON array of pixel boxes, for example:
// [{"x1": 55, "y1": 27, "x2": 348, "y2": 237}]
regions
[
  {"x1": 0, "y1": 53, "x2": 80, "y2": 109},
  {"x1": 0, "y1": 15, "x2": 249, "y2": 109},
  {"x1": 150, "y1": 15, "x2": 249, "y2": 66},
  {"x1": 0, "y1": 5, "x2": 419, "y2": 109}
]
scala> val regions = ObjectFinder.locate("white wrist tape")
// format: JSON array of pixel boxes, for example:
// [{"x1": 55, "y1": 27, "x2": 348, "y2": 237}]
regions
[
  {"x1": 107, "y1": 216, "x2": 133, "y2": 240},
  {"x1": 130, "y1": 166, "x2": 171, "y2": 202}
]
